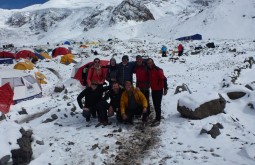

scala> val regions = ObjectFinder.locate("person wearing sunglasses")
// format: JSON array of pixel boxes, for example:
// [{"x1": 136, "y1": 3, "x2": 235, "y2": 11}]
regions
[
  {"x1": 77, "y1": 80, "x2": 108, "y2": 125},
  {"x1": 86, "y1": 58, "x2": 107, "y2": 87}
]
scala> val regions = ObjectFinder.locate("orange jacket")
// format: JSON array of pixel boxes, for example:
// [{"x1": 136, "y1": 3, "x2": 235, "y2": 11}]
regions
[{"x1": 120, "y1": 88, "x2": 148, "y2": 115}]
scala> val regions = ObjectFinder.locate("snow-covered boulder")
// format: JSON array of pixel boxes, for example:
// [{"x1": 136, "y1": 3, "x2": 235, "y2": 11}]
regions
[{"x1": 177, "y1": 92, "x2": 226, "y2": 119}]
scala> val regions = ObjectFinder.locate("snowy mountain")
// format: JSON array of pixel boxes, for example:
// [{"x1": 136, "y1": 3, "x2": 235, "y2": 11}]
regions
[{"x1": 0, "y1": 0, "x2": 254, "y2": 46}]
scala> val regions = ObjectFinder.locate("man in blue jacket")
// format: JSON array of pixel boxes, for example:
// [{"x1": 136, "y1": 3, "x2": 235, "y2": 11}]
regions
[
  {"x1": 117, "y1": 55, "x2": 136, "y2": 86},
  {"x1": 161, "y1": 45, "x2": 167, "y2": 57}
]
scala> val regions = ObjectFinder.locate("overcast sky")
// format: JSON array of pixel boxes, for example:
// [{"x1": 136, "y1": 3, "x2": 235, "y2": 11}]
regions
[{"x1": 0, "y1": 0, "x2": 48, "y2": 9}]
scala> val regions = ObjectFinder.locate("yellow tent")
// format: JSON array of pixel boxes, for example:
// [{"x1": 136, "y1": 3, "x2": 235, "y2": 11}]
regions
[
  {"x1": 60, "y1": 54, "x2": 75, "y2": 65},
  {"x1": 13, "y1": 60, "x2": 34, "y2": 70},
  {"x1": 35, "y1": 72, "x2": 47, "y2": 84},
  {"x1": 40, "y1": 52, "x2": 52, "y2": 59}
]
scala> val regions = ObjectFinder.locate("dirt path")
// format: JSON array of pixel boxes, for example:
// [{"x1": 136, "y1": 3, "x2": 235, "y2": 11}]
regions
[{"x1": 108, "y1": 106, "x2": 162, "y2": 165}]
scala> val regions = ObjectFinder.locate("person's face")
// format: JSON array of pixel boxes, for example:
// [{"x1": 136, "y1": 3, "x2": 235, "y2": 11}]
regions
[
  {"x1": 94, "y1": 60, "x2": 100, "y2": 67},
  {"x1": 112, "y1": 83, "x2": 119, "y2": 92},
  {"x1": 147, "y1": 59, "x2": 154, "y2": 69},
  {"x1": 91, "y1": 82, "x2": 98, "y2": 89},
  {"x1": 122, "y1": 59, "x2": 128, "y2": 65},
  {"x1": 136, "y1": 58, "x2": 143, "y2": 66},
  {"x1": 110, "y1": 60, "x2": 116, "y2": 66},
  {"x1": 125, "y1": 82, "x2": 132, "y2": 91}
]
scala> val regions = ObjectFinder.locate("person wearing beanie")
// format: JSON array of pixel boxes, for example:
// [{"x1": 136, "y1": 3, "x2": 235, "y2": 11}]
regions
[
  {"x1": 106, "y1": 57, "x2": 118, "y2": 87},
  {"x1": 117, "y1": 55, "x2": 135, "y2": 86}
]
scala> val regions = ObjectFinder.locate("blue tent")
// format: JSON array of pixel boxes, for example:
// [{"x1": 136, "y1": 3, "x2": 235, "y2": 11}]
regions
[
  {"x1": 34, "y1": 52, "x2": 45, "y2": 60},
  {"x1": 0, "y1": 58, "x2": 13, "y2": 64},
  {"x1": 176, "y1": 34, "x2": 202, "y2": 41},
  {"x1": 64, "y1": 41, "x2": 71, "y2": 45}
]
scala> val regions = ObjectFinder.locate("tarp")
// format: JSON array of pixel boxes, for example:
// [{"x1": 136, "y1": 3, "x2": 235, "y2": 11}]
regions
[
  {"x1": 13, "y1": 60, "x2": 34, "y2": 70},
  {"x1": 52, "y1": 47, "x2": 71, "y2": 58},
  {"x1": 60, "y1": 54, "x2": 75, "y2": 65},
  {"x1": 0, "y1": 51, "x2": 15, "y2": 59},
  {"x1": 176, "y1": 34, "x2": 202, "y2": 41},
  {"x1": 15, "y1": 50, "x2": 35, "y2": 59},
  {"x1": 0, "y1": 83, "x2": 14, "y2": 114},
  {"x1": 73, "y1": 60, "x2": 109, "y2": 86},
  {"x1": 0, "y1": 58, "x2": 13, "y2": 64}
]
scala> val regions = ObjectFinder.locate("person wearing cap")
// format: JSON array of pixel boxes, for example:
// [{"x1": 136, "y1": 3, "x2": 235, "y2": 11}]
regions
[
  {"x1": 86, "y1": 58, "x2": 107, "y2": 87},
  {"x1": 120, "y1": 81, "x2": 148, "y2": 124},
  {"x1": 77, "y1": 80, "x2": 108, "y2": 124},
  {"x1": 116, "y1": 55, "x2": 136, "y2": 86},
  {"x1": 146, "y1": 58, "x2": 168, "y2": 127},
  {"x1": 106, "y1": 57, "x2": 118, "y2": 87},
  {"x1": 133, "y1": 55, "x2": 150, "y2": 122}
]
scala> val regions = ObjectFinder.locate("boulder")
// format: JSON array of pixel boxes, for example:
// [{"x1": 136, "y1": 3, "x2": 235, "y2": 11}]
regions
[
  {"x1": 11, "y1": 128, "x2": 33, "y2": 165},
  {"x1": 227, "y1": 91, "x2": 246, "y2": 100},
  {"x1": 177, "y1": 93, "x2": 226, "y2": 119}
]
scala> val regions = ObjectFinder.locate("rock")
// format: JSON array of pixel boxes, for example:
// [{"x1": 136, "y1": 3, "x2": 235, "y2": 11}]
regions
[
  {"x1": 36, "y1": 140, "x2": 44, "y2": 145},
  {"x1": 11, "y1": 128, "x2": 33, "y2": 165},
  {"x1": 0, "y1": 155, "x2": 11, "y2": 165},
  {"x1": 177, "y1": 94, "x2": 226, "y2": 119},
  {"x1": 227, "y1": 92, "x2": 246, "y2": 100},
  {"x1": 54, "y1": 86, "x2": 65, "y2": 93},
  {"x1": 174, "y1": 84, "x2": 190, "y2": 94},
  {"x1": 208, "y1": 124, "x2": 221, "y2": 139},
  {"x1": 18, "y1": 108, "x2": 28, "y2": 115}
]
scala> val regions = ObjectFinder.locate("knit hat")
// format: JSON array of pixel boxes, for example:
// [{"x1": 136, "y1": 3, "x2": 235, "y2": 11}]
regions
[{"x1": 122, "y1": 55, "x2": 129, "y2": 61}]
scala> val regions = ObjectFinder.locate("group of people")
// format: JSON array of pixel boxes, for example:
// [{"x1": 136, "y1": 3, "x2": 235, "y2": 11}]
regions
[
  {"x1": 161, "y1": 44, "x2": 184, "y2": 57},
  {"x1": 77, "y1": 55, "x2": 168, "y2": 127}
]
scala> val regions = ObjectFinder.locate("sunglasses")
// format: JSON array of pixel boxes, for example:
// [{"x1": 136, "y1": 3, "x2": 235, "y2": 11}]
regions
[
  {"x1": 94, "y1": 60, "x2": 100, "y2": 63},
  {"x1": 91, "y1": 83, "x2": 98, "y2": 86}
]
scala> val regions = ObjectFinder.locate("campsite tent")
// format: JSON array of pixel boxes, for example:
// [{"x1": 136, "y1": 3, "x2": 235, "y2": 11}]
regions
[
  {"x1": 64, "y1": 41, "x2": 71, "y2": 45},
  {"x1": 0, "y1": 51, "x2": 15, "y2": 59},
  {"x1": 0, "y1": 83, "x2": 14, "y2": 114},
  {"x1": 0, "y1": 70, "x2": 42, "y2": 104},
  {"x1": 60, "y1": 54, "x2": 75, "y2": 65},
  {"x1": 40, "y1": 52, "x2": 52, "y2": 59},
  {"x1": 176, "y1": 34, "x2": 202, "y2": 41},
  {"x1": 34, "y1": 72, "x2": 47, "y2": 84},
  {"x1": 52, "y1": 47, "x2": 71, "y2": 58},
  {"x1": 13, "y1": 60, "x2": 34, "y2": 70},
  {"x1": 72, "y1": 60, "x2": 109, "y2": 86},
  {"x1": 15, "y1": 50, "x2": 35, "y2": 59}
]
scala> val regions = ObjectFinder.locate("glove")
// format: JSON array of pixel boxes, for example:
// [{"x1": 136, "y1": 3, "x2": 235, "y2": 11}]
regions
[{"x1": 122, "y1": 114, "x2": 128, "y2": 120}]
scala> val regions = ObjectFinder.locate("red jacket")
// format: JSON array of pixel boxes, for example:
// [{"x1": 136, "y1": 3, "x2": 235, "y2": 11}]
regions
[
  {"x1": 134, "y1": 64, "x2": 150, "y2": 89},
  {"x1": 87, "y1": 66, "x2": 107, "y2": 86},
  {"x1": 178, "y1": 44, "x2": 183, "y2": 52},
  {"x1": 148, "y1": 66, "x2": 165, "y2": 91}
]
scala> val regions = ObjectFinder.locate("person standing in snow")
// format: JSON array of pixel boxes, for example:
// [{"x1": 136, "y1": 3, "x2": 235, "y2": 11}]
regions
[
  {"x1": 146, "y1": 58, "x2": 168, "y2": 127},
  {"x1": 116, "y1": 55, "x2": 136, "y2": 86},
  {"x1": 120, "y1": 81, "x2": 148, "y2": 124},
  {"x1": 177, "y1": 44, "x2": 184, "y2": 56},
  {"x1": 133, "y1": 55, "x2": 151, "y2": 122},
  {"x1": 106, "y1": 57, "x2": 118, "y2": 87},
  {"x1": 86, "y1": 58, "x2": 107, "y2": 87},
  {"x1": 161, "y1": 45, "x2": 167, "y2": 57}
]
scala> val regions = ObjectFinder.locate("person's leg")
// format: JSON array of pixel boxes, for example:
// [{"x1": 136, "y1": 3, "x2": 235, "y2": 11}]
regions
[
  {"x1": 82, "y1": 110, "x2": 91, "y2": 122},
  {"x1": 97, "y1": 100, "x2": 109, "y2": 123},
  {"x1": 151, "y1": 90, "x2": 163, "y2": 121},
  {"x1": 141, "y1": 89, "x2": 150, "y2": 117}
]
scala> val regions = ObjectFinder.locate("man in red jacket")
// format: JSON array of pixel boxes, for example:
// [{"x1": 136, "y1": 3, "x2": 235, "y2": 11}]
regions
[
  {"x1": 146, "y1": 58, "x2": 168, "y2": 127},
  {"x1": 133, "y1": 55, "x2": 150, "y2": 121}
]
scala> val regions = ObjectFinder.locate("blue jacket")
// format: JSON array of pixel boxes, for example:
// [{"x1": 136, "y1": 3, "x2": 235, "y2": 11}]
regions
[
  {"x1": 117, "y1": 61, "x2": 136, "y2": 86},
  {"x1": 161, "y1": 46, "x2": 167, "y2": 52}
]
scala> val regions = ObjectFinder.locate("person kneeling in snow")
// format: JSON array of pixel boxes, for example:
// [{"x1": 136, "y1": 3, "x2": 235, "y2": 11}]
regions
[
  {"x1": 120, "y1": 81, "x2": 148, "y2": 124},
  {"x1": 77, "y1": 80, "x2": 108, "y2": 125}
]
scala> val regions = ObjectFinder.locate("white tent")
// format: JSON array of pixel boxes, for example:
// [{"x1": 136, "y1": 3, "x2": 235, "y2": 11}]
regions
[{"x1": 0, "y1": 70, "x2": 42, "y2": 104}]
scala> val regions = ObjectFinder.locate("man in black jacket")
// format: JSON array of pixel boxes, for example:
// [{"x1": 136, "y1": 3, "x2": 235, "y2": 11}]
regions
[{"x1": 77, "y1": 81, "x2": 107, "y2": 124}]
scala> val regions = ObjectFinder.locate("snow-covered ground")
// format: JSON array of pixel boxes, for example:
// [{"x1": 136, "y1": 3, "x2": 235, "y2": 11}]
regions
[{"x1": 0, "y1": 38, "x2": 255, "y2": 165}]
